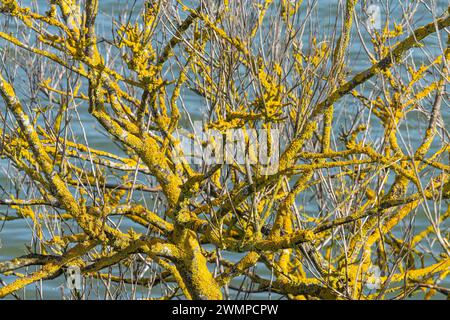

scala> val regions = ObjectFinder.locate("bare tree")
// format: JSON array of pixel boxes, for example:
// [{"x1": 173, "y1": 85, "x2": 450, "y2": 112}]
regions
[{"x1": 0, "y1": 0, "x2": 449, "y2": 300}]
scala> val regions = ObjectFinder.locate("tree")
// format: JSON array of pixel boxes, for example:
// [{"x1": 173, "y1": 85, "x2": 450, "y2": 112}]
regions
[{"x1": 0, "y1": 0, "x2": 449, "y2": 300}]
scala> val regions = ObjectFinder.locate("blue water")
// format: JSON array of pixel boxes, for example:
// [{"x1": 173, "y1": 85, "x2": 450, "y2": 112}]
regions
[{"x1": 0, "y1": 0, "x2": 449, "y2": 299}]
